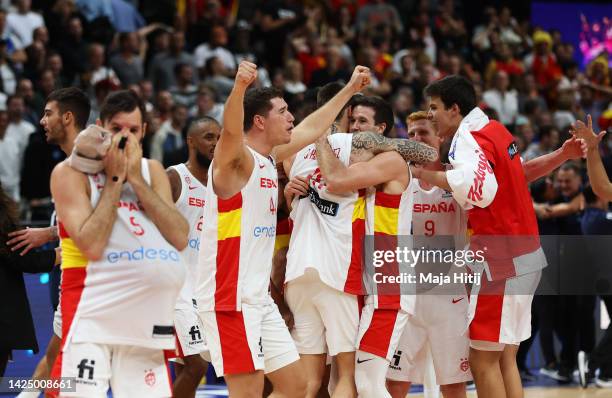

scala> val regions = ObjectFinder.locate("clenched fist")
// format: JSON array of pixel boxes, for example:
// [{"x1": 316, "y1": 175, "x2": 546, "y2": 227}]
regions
[
  {"x1": 347, "y1": 65, "x2": 372, "y2": 93},
  {"x1": 235, "y1": 61, "x2": 257, "y2": 89}
]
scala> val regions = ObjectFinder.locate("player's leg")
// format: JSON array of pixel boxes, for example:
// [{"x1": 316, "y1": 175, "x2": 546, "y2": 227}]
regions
[
  {"x1": 284, "y1": 271, "x2": 328, "y2": 397},
  {"x1": 439, "y1": 383, "x2": 466, "y2": 398},
  {"x1": 355, "y1": 305, "x2": 409, "y2": 398},
  {"x1": 500, "y1": 344, "x2": 522, "y2": 398},
  {"x1": 386, "y1": 380, "x2": 411, "y2": 398},
  {"x1": 468, "y1": 344, "x2": 505, "y2": 398},
  {"x1": 332, "y1": 351, "x2": 355, "y2": 398},
  {"x1": 225, "y1": 371, "x2": 265, "y2": 398},
  {"x1": 173, "y1": 309, "x2": 209, "y2": 398},
  {"x1": 261, "y1": 302, "x2": 306, "y2": 398}
]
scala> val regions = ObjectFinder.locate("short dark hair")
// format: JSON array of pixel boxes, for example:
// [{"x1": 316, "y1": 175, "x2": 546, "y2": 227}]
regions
[
  {"x1": 424, "y1": 75, "x2": 476, "y2": 117},
  {"x1": 243, "y1": 87, "x2": 283, "y2": 131},
  {"x1": 188, "y1": 116, "x2": 220, "y2": 137},
  {"x1": 559, "y1": 161, "x2": 581, "y2": 176},
  {"x1": 316, "y1": 82, "x2": 344, "y2": 108},
  {"x1": 349, "y1": 95, "x2": 394, "y2": 135},
  {"x1": 47, "y1": 87, "x2": 91, "y2": 130},
  {"x1": 100, "y1": 90, "x2": 145, "y2": 124}
]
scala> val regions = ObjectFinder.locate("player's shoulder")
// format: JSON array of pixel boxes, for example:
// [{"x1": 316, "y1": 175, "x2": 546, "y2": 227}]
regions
[{"x1": 51, "y1": 159, "x2": 86, "y2": 181}]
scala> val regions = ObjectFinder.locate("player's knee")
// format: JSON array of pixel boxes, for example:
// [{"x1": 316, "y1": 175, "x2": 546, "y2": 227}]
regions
[
  {"x1": 386, "y1": 380, "x2": 410, "y2": 398},
  {"x1": 304, "y1": 375, "x2": 322, "y2": 396},
  {"x1": 440, "y1": 382, "x2": 466, "y2": 398},
  {"x1": 183, "y1": 355, "x2": 208, "y2": 380}
]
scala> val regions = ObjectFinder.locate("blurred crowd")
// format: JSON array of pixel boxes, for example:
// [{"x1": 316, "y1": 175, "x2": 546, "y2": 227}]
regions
[{"x1": 0, "y1": 0, "x2": 610, "y2": 384}]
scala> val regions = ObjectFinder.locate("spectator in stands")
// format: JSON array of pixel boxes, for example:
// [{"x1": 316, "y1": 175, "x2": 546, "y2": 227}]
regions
[
  {"x1": 310, "y1": 45, "x2": 351, "y2": 88},
  {"x1": 356, "y1": 0, "x2": 403, "y2": 37},
  {"x1": 189, "y1": 85, "x2": 223, "y2": 123},
  {"x1": 83, "y1": 43, "x2": 119, "y2": 91},
  {"x1": 0, "y1": 110, "x2": 26, "y2": 201},
  {"x1": 203, "y1": 56, "x2": 234, "y2": 102},
  {"x1": 6, "y1": 0, "x2": 44, "y2": 50},
  {"x1": 15, "y1": 78, "x2": 41, "y2": 125},
  {"x1": 148, "y1": 30, "x2": 195, "y2": 91},
  {"x1": 524, "y1": 125, "x2": 560, "y2": 161},
  {"x1": 283, "y1": 59, "x2": 307, "y2": 97},
  {"x1": 0, "y1": 39, "x2": 16, "y2": 97},
  {"x1": 109, "y1": 32, "x2": 144, "y2": 87},
  {"x1": 150, "y1": 103, "x2": 188, "y2": 164},
  {"x1": 483, "y1": 70, "x2": 519, "y2": 126},
  {"x1": 170, "y1": 63, "x2": 198, "y2": 108},
  {"x1": 525, "y1": 30, "x2": 562, "y2": 98},
  {"x1": 56, "y1": 15, "x2": 88, "y2": 84},
  {"x1": 110, "y1": 0, "x2": 145, "y2": 33},
  {"x1": 194, "y1": 24, "x2": 235, "y2": 75}
]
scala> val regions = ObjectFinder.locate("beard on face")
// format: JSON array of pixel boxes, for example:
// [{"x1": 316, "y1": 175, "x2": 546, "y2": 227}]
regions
[{"x1": 195, "y1": 151, "x2": 212, "y2": 168}]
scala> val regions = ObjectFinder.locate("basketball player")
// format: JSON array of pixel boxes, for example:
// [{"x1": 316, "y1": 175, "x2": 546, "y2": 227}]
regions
[
  {"x1": 283, "y1": 93, "x2": 437, "y2": 397},
  {"x1": 386, "y1": 111, "x2": 471, "y2": 398},
  {"x1": 196, "y1": 61, "x2": 371, "y2": 398},
  {"x1": 167, "y1": 117, "x2": 220, "y2": 398},
  {"x1": 49, "y1": 90, "x2": 188, "y2": 397},
  {"x1": 11, "y1": 87, "x2": 91, "y2": 398},
  {"x1": 570, "y1": 115, "x2": 612, "y2": 200},
  {"x1": 414, "y1": 75, "x2": 583, "y2": 398}
]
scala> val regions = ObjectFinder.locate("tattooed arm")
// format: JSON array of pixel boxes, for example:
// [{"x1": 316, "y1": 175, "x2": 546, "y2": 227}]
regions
[
  {"x1": 316, "y1": 135, "x2": 409, "y2": 194},
  {"x1": 349, "y1": 131, "x2": 438, "y2": 164}
]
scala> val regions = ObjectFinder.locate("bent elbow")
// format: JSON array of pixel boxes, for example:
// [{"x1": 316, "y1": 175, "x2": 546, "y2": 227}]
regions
[{"x1": 83, "y1": 246, "x2": 104, "y2": 262}]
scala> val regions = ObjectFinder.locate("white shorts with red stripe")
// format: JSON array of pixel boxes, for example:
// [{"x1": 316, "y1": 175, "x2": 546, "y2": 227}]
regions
[
  {"x1": 386, "y1": 293, "x2": 472, "y2": 385},
  {"x1": 467, "y1": 270, "x2": 541, "y2": 348},
  {"x1": 49, "y1": 342, "x2": 172, "y2": 397},
  {"x1": 173, "y1": 307, "x2": 210, "y2": 362},
  {"x1": 356, "y1": 304, "x2": 410, "y2": 362},
  {"x1": 199, "y1": 300, "x2": 299, "y2": 376},
  {"x1": 284, "y1": 269, "x2": 361, "y2": 356}
]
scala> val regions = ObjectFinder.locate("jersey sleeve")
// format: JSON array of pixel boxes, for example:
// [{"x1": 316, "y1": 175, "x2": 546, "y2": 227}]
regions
[{"x1": 446, "y1": 130, "x2": 498, "y2": 209}]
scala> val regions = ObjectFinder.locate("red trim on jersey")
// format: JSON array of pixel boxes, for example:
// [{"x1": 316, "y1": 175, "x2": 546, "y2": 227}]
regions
[
  {"x1": 374, "y1": 191, "x2": 402, "y2": 208},
  {"x1": 218, "y1": 191, "x2": 243, "y2": 212},
  {"x1": 48, "y1": 267, "x2": 88, "y2": 396},
  {"x1": 58, "y1": 221, "x2": 69, "y2": 239},
  {"x1": 215, "y1": 236, "x2": 241, "y2": 310},
  {"x1": 359, "y1": 309, "x2": 399, "y2": 358},
  {"x1": 344, "y1": 189, "x2": 366, "y2": 295},
  {"x1": 216, "y1": 311, "x2": 256, "y2": 375},
  {"x1": 164, "y1": 349, "x2": 175, "y2": 394}
]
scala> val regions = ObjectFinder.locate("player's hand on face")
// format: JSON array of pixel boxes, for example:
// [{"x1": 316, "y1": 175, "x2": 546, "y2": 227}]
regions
[
  {"x1": 125, "y1": 133, "x2": 143, "y2": 183},
  {"x1": 235, "y1": 61, "x2": 257, "y2": 88},
  {"x1": 104, "y1": 133, "x2": 128, "y2": 184},
  {"x1": 348, "y1": 65, "x2": 371, "y2": 93}
]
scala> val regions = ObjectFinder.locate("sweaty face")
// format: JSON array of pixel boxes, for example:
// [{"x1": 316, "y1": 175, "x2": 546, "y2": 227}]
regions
[
  {"x1": 427, "y1": 96, "x2": 458, "y2": 139},
  {"x1": 407, "y1": 119, "x2": 441, "y2": 151},
  {"x1": 100, "y1": 108, "x2": 144, "y2": 142},
  {"x1": 264, "y1": 97, "x2": 295, "y2": 146},
  {"x1": 40, "y1": 101, "x2": 65, "y2": 145},
  {"x1": 191, "y1": 121, "x2": 221, "y2": 167},
  {"x1": 349, "y1": 105, "x2": 382, "y2": 134}
]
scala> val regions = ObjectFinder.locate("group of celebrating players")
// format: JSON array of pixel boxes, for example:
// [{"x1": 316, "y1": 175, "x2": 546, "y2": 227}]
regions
[{"x1": 15, "y1": 60, "x2": 610, "y2": 398}]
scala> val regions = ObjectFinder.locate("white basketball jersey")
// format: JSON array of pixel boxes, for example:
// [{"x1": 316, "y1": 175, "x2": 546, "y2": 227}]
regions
[
  {"x1": 60, "y1": 160, "x2": 185, "y2": 350},
  {"x1": 169, "y1": 163, "x2": 206, "y2": 310},
  {"x1": 286, "y1": 133, "x2": 366, "y2": 295},
  {"x1": 197, "y1": 147, "x2": 278, "y2": 311}
]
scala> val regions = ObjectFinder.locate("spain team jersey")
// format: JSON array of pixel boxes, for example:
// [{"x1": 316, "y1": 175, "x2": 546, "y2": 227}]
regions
[
  {"x1": 59, "y1": 160, "x2": 185, "y2": 350},
  {"x1": 196, "y1": 147, "x2": 278, "y2": 311},
  {"x1": 169, "y1": 163, "x2": 206, "y2": 310},
  {"x1": 364, "y1": 186, "x2": 414, "y2": 311},
  {"x1": 286, "y1": 133, "x2": 366, "y2": 295}
]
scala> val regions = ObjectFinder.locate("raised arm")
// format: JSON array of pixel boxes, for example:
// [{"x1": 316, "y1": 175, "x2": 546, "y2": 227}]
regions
[
  {"x1": 523, "y1": 137, "x2": 585, "y2": 183},
  {"x1": 125, "y1": 133, "x2": 188, "y2": 250},
  {"x1": 212, "y1": 61, "x2": 257, "y2": 198},
  {"x1": 349, "y1": 131, "x2": 438, "y2": 164},
  {"x1": 316, "y1": 135, "x2": 408, "y2": 194},
  {"x1": 571, "y1": 116, "x2": 612, "y2": 200},
  {"x1": 272, "y1": 66, "x2": 372, "y2": 162},
  {"x1": 50, "y1": 134, "x2": 126, "y2": 261}
]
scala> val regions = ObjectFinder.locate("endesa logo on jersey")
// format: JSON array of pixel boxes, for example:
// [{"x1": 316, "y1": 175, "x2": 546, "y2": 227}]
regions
[
  {"x1": 253, "y1": 225, "x2": 276, "y2": 238},
  {"x1": 467, "y1": 151, "x2": 493, "y2": 203},
  {"x1": 106, "y1": 246, "x2": 180, "y2": 263},
  {"x1": 304, "y1": 187, "x2": 339, "y2": 216}
]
